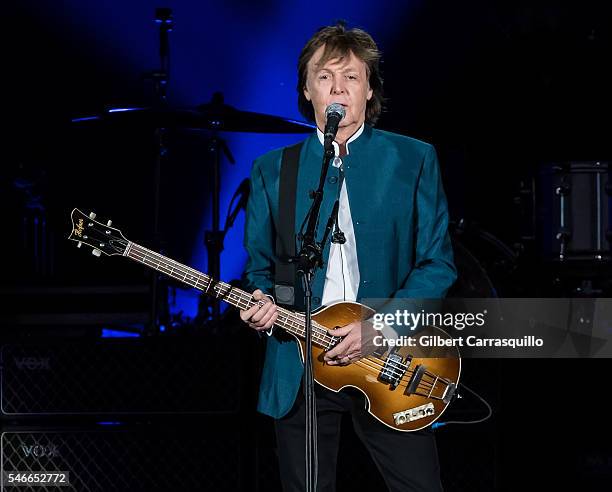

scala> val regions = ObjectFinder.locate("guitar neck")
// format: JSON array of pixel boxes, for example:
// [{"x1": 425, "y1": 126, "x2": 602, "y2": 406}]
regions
[{"x1": 124, "y1": 241, "x2": 328, "y2": 347}]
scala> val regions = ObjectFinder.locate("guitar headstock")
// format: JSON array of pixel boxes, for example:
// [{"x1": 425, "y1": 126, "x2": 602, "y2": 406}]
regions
[{"x1": 68, "y1": 208, "x2": 129, "y2": 257}]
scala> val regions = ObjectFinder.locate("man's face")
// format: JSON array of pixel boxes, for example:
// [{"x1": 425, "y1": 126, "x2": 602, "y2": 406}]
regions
[{"x1": 303, "y1": 45, "x2": 373, "y2": 139}]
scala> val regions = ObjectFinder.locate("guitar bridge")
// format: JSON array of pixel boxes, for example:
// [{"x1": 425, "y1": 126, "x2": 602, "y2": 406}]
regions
[{"x1": 378, "y1": 352, "x2": 408, "y2": 389}]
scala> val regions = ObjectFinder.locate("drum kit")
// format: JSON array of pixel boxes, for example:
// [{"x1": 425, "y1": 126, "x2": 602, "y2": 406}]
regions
[
  {"x1": 73, "y1": 102, "x2": 312, "y2": 329},
  {"x1": 70, "y1": 8, "x2": 313, "y2": 330}
]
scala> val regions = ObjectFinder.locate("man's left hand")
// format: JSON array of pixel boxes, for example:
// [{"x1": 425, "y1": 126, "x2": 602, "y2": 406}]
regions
[{"x1": 324, "y1": 320, "x2": 378, "y2": 365}]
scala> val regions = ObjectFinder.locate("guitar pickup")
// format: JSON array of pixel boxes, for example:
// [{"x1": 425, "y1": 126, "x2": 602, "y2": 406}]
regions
[
  {"x1": 378, "y1": 352, "x2": 408, "y2": 389},
  {"x1": 405, "y1": 364, "x2": 427, "y2": 395}
]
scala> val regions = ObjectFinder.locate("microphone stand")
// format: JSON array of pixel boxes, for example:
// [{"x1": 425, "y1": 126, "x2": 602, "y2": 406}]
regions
[
  {"x1": 295, "y1": 139, "x2": 336, "y2": 492},
  {"x1": 148, "y1": 7, "x2": 173, "y2": 335}
]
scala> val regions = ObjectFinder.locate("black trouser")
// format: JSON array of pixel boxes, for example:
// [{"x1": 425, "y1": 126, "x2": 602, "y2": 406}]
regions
[{"x1": 274, "y1": 384, "x2": 444, "y2": 492}]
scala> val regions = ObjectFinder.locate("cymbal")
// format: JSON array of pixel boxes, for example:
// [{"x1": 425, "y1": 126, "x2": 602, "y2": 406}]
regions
[{"x1": 72, "y1": 98, "x2": 315, "y2": 134}]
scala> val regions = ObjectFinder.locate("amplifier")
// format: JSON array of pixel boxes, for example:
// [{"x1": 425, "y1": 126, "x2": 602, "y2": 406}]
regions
[
  {"x1": 1, "y1": 335, "x2": 244, "y2": 416},
  {"x1": 0, "y1": 422, "x2": 243, "y2": 491}
]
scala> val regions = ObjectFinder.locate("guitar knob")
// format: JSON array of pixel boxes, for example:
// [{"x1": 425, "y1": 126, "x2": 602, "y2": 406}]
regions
[
  {"x1": 89, "y1": 212, "x2": 97, "y2": 219},
  {"x1": 107, "y1": 220, "x2": 112, "y2": 226},
  {"x1": 92, "y1": 248, "x2": 102, "y2": 257},
  {"x1": 77, "y1": 242, "x2": 82, "y2": 248}
]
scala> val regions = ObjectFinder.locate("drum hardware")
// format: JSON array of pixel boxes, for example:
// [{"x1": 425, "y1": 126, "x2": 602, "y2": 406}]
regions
[
  {"x1": 148, "y1": 8, "x2": 175, "y2": 335},
  {"x1": 536, "y1": 161, "x2": 611, "y2": 265},
  {"x1": 70, "y1": 9, "x2": 314, "y2": 330},
  {"x1": 196, "y1": 92, "x2": 237, "y2": 327},
  {"x1": 514, "y1": 161, "x2": 612, "y2": 296},
  {"x1": 448, "y1": 219, "x2": 519, "y2": 298},
  {"x1": 71, "y1": 104, "x2": 315, "y2": 133}
]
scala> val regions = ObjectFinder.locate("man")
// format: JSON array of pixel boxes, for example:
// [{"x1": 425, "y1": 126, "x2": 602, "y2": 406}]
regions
[{"x1": 240, "y1": 23, "x2": 456, "y2": 491}]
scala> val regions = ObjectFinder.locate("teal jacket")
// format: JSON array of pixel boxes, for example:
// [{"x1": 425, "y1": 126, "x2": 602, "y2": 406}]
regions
[{"x1": 243, "y1": 125, "x2": 457, "y2": 419}]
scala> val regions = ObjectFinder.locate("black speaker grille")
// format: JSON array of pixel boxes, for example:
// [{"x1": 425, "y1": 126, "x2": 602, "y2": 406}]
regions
[
  {"x1": 1, "y1": 426, "x2": 241, "y2": 491},
  {"x1": 1, "y1": 337, "x2": 241, "y2": 416}
]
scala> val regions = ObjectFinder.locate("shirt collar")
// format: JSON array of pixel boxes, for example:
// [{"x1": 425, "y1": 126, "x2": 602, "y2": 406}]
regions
[{"x1": 316, "y1": 122, "x2": 365, "y2": 156}]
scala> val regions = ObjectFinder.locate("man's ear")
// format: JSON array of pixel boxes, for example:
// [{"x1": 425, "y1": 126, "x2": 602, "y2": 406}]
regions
[
  {"x1": 367, "y1": 85, "x2": 373, "y2": 101},
  {"x1": 303, "y1": 85, "x2": 311, "y2": 102}
]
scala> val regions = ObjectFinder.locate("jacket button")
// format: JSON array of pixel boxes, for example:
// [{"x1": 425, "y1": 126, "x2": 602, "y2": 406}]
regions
[
  {"x1": 328, "y1": 176, "x2": 338, "y2": 184},
  {"x1": 313, "y1": 297, "x2": 321, "y2": 304}
]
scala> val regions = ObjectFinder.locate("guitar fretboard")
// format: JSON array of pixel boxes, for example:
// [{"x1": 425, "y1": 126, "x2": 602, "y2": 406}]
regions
[{"x1": 124, "y1": 242, "x2": 335, "y2": 349}]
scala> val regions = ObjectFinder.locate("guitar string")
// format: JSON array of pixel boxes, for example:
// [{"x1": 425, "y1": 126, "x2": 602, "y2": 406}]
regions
[
  {"x1": 129, "y1": 243, "x2": 355, "y2": 349},
  {"x1": 128, "y1": 245, "x2": 443, "y2": 395},
  {"x1": 127, "y1": 243, "x2": 424, "y2": 383},
  {"x1": 85, "y1": 223, "x2": 446, "y2": 397},
  {"x1": 131, "y1": 242, "x2": 339, "y2": 345},
  {"x1": 126, "y1": 245, "x2": 443, "y2": 394},
  {"x1": 127, "y1": 244, "x2": 449, "y2": 393},
  {"x1": 128, "y1": 244, "x2": 337, "y2": 345},
  {"x1": 126, "y1": 244, "x2": 444, "y2": 393},
  {"x1": 91, "y1": 234, "x2": 440, "y2": 389}
]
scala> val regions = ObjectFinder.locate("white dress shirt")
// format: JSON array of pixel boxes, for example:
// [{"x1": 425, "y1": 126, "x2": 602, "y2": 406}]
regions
[{"x1": 316, "y1": 124, "x2": 364, "y2": 306}]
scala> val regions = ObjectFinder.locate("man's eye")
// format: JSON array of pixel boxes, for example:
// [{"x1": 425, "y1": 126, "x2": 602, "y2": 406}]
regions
[
  {"x1": 318, "y1": 74, "x2": 330, "y2": 80},
  {"x1": 347, "y1": 74, "x2": 358, "y2": 80}
]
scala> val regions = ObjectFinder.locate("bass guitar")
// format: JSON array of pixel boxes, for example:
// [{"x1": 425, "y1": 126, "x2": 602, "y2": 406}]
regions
[{"x1": 68, "y1": 208, "x2": 460, "y2": 431}]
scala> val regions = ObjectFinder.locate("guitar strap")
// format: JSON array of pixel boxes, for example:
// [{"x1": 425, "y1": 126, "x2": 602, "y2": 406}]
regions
[{"x1": 274, "y1": 141, "x2": 304, "y2": 310}]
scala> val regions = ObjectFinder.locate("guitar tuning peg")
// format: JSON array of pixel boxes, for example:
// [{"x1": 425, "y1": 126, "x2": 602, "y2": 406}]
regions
[
  {"x1": 107, "y1": 220, "x2": 112, "y2": 226},
  {"x1": 92, "y1": 248, "x2": 102, "y2": 257},
  {"x1": 89, "y1": 212, "x2": 97, "y2": 220},
  {"x1": 77, "y1": 241, "x2": 83, "y2": 248}
]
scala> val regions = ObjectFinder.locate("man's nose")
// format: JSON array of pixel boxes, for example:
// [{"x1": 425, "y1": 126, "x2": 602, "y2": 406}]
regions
[{"x1": 331, "y1": 76, "x2": 345, "y2": 94}]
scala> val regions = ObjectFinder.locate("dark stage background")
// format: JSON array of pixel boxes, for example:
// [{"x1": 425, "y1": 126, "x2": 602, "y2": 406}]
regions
[{"x1": 2, "y1": 1, "x2": 612, "y2": 491}]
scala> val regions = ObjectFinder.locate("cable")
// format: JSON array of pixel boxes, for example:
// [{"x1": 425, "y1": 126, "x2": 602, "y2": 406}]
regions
[{"x1": 431, "y1": 381, "x2": 493, "y2": 429}]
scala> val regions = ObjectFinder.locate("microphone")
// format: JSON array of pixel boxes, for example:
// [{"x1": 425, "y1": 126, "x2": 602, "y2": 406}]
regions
[{"x1": 323, "y1": 103, "x2": 346, "y2": 145}]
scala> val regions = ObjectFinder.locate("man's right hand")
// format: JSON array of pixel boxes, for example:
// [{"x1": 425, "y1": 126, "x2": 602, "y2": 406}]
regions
[{"x1": 239, "y1": 289, "x2": 278, "y2": 332}]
